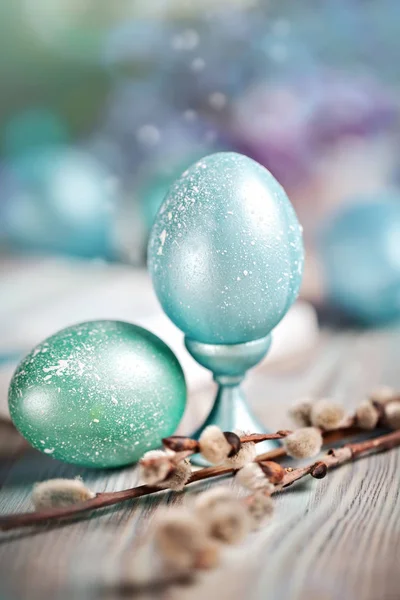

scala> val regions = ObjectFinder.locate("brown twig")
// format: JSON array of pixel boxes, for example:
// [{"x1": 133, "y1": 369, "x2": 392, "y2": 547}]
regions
[
  {"x1": 162, "y1": 430, "x2": 293, "y2": 454},
  {"x1": 0, "y1": 426, "x2": 397, "y2": 532},
  {"x1": 0, "y1": 448, "x2": 285, "y2": 532},
  {"x1": 273, "y1": 429, "x2": 400, "y2": 491}
]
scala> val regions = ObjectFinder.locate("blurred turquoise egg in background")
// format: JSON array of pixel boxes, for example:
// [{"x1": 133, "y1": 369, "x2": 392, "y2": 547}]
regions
[
  {"x1": 1, "y1": 146, "x2": 117, "y2": 259},
  {"x1": 148, "y1": 152, "x2": 304, "y2": 345},
  {"x1": 320, "y1": 197, "x2": 400, "y2": 323}
]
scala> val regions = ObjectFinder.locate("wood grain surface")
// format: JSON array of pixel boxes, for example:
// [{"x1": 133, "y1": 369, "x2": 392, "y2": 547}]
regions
[{"x1": 1, "y1": 327, "x2": 400, "y2": 600}]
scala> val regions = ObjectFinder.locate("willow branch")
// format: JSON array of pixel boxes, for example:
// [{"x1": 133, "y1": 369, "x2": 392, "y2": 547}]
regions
[
  {"x1": 0, "y1": 448, "x2": 281, "y2": 531},
  {"x1": 273, "y1": 428, "x2": 400, "y2": 491},
  {"x1": 0, "y1": 426, "x2": 382, "y2": 532},
  {"x1": 162, "y1": 430, "x2": 293, "y2": 455}
]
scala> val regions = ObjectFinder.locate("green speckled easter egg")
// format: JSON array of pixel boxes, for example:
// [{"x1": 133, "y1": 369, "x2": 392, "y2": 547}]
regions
[{"x1": 8, "y1": 320, "x2": 186, "y2": 468}]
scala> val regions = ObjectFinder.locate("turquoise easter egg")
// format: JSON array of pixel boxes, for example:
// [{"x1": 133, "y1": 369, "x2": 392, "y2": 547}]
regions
[
  {"x1": 148, "y1": 152, "x2": 304, "y2": 344},
  {"x1": 8, "y1": 320, "x2": 186, "y2": 468}
]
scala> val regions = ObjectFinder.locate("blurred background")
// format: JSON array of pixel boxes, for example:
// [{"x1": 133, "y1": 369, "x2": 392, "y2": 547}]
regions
[{"x1": 2, "y1": 0, "x2": 400, "y2": 416}]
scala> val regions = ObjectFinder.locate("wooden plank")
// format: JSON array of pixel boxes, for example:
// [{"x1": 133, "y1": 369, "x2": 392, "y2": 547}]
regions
[{"x1": 0, "y1": 328, "x2": 399, "y2": 600}]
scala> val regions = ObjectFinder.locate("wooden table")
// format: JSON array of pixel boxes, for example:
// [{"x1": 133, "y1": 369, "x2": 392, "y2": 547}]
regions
[{"x1": 1, "y1": 327, "x2": 400, "y2": 600}]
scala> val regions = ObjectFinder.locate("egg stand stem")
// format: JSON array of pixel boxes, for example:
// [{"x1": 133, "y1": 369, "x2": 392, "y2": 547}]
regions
[{"x1": 184, "y1": 335, "x2": 279, "y2": 466}]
